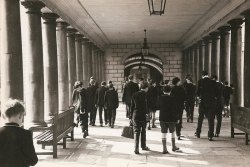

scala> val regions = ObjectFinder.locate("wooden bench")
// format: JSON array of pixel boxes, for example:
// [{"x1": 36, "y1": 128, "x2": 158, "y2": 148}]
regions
[
  {"x1": 31, "y1": 107, "x2": 75, "y2": 158},
  {"x1": 231, "y1": 104, "x2": 250, "y2": 145}
]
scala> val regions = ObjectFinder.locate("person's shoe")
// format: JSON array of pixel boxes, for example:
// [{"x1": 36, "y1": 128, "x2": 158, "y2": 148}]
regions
[
  {"x1": 214, "y1": 134, "x2": 219, "y2": 137},
  {"x1": 111, "y1": 125, "x2": 114, "y2": 128},
  {"x1": 195, "y1": 132, "x2": 200, "y2": 138},
  {"x1": 190, "y1": 119, "x2": 193, "y2": 123},
  {"x1": 105, "y1": 122, "x2": 108, "y2": 125},
  {"x1": 187, "y1": 117, "x2": 190, "y2": 122},
  {"x1": 152, "y1": 125, "x2": 157, "y2": 128},
  {"x1": 83, "y1": 132, "x2": 87, "y2": 138},
  {"x1": 142, "y1": 146, "x2": 150, "y2": 151},
  {"x1": 134, "y1": 149, "x2": 140, "y2": 154},
  {"x1": 92, "y1": 124, "x2": 96, "y2": 126},
  {"x1": 163, "y1": 150, "x2": 169, "y2": 154},
  {"x1": 172, "y1": 146, "x2": 179, "y2": 152},
  {"x1": 100, "y1": 124, "x2": 103, "y2": 127},
  {"x1": 148, "y1": 126, "x2": 151, "y2": 130},
  {"x1": 177, "y1": 136, "x2": 181, "y2": 140},
  {"x1": 208, "y1": 137, "x2": 213, "y2": 141}
]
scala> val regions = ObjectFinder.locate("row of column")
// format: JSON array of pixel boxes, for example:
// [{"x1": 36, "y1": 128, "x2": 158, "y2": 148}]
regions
[
  {"x1": 183, "y1": 10, "x2": 250, "y2": 108},
  {"x1": 0, "y1": 0, "x2": 105, "y2": 127}
]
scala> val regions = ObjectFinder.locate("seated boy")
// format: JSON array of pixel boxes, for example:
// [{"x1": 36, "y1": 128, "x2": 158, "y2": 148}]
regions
[
  {"x1": 0, "y1": 99, "x2": 38, "y2": 167},
  {"x1": 159, "y1": 85, "x2": 179, "y2": 154}
]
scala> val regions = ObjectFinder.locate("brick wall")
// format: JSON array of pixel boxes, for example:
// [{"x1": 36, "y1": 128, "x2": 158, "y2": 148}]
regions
[{"x1": 104, "y1": 43, "x2": 182, "y2": 99}]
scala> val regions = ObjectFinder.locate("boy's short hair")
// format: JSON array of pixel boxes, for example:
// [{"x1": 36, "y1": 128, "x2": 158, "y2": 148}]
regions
[
  {"x1": 163, "y1": 85, "x2": 171, "y2": 93},
  {"x1": 109, "y1": 83, "x2": 113, "y2": 88},
  {"x1": 2, "y1": 99, "x2": 25, "y2": 118},
  {"x1": 172, "y1": 77, "x2": 180, "y2": 85}
]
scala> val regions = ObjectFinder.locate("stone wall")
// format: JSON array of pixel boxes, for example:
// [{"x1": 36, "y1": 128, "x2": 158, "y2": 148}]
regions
[{"x1": 103, "y1": 43, "x2": 183, "y2": 100}]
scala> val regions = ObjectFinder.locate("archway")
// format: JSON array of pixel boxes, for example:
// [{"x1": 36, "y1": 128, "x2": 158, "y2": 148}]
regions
[{"x1": 124, "y1": 53, "x2": 163, "y2": 83}]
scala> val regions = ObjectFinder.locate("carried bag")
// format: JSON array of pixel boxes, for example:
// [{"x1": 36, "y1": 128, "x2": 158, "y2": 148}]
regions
[{"x1": 121, "y1": 126, "x2": 134, "y2": 139}]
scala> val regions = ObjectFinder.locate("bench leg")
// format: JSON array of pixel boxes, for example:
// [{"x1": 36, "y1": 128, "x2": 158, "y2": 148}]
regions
[
  {"x1": 71, "y1": 129, "x2": 74, "y2": 141},
  {"x1": 53, "y1": 143, "x2": 57, "y2": 158},
  {"x1": 246, "y1": 133, "x2": 249, "y2": 145},
  {"x1": 231, "y1": 127, "x2": 234, "y2": 138},
  {"x1": 63, "y1": 137, "x2": 66, "y2": 149}
]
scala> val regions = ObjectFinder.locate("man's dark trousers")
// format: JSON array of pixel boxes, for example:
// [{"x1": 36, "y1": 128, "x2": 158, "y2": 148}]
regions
[{"x1": 133, "y1": 121, "x2": 147, "y2": 148}]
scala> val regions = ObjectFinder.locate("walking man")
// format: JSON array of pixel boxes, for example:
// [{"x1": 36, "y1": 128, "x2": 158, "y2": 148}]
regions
[{"x1": 130, "y1": 82, "x2": 150, "y2": 154}]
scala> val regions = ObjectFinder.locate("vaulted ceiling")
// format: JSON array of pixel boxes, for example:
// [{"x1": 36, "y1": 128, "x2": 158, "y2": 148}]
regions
[{"x1": 41, "y1": 0, "x2": 247, "y2": 48}]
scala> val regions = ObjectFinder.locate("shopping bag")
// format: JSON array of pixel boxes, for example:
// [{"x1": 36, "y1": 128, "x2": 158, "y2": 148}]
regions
[{"x1": 121, "y1": 126, "x2": 134, "y2": 139}]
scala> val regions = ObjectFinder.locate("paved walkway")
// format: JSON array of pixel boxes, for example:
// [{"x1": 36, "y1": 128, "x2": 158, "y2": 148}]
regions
[{"x1": 35, "y1": 104, "x2": 250, "y2": 167}]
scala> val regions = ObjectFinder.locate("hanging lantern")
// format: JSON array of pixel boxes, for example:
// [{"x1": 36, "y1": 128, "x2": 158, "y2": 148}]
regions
[{"x1": 147, "y1": 0, "x2": 166, "y2": 16}]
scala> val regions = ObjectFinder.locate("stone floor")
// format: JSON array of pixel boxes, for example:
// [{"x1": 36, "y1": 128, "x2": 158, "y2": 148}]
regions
[{"x1": 35, "y1": 104, "x2": 250, "y2": 167}]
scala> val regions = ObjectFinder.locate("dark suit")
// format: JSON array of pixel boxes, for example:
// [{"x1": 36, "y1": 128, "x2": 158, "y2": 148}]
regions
[
  {"x1": 0, "y1": 123, "x2": 38, "y2": 167},
  {"x1": 87, "y1": 85, "x2": 98, "y2": 125},
  {"x1": 95, "y1": 86, "x2": 108, "y2": 125},
  {"x1": 130, "y1": 91, "x2": 149, "y2": 148},
  {"x1": 159, "y1": 94, "x2": 177, "y2": 123},
  {"x1": 183, "y1": 82, "x2": 196, "y2": 122},
  {"x1": 104, "y1": 89, "x2": 119, "y2": 126},
  {"x1": 170, "y1": 85, "x2": 186, "y2": 137},
  {"x1": 196, "y1": 76, "x2": 218, "y2": 138},
  {"x1": 122, "y1": 81, "x2": 139, "y2": 118}
]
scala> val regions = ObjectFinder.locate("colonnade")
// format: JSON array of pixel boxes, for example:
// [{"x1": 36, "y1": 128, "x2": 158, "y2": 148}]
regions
[
  {"x1": 183, "y1": 10, "x2": 250, "y2": 108},
  {"x1": 0, "y1": 0, "x2": 105, "y2": 127}
]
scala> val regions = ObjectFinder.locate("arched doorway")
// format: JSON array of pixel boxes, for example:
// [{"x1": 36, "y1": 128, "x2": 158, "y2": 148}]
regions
[{"x1": 124, "y1": 53, "x2": 163, "y2": 83}]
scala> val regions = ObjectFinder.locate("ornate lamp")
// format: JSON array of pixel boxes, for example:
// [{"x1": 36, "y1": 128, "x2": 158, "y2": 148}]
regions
[{"x1": 147, "y1": 0, "x2": 166, "y2": 16}]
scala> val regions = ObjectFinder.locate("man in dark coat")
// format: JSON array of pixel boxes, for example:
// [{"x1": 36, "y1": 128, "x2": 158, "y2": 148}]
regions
[
  {"x1": 104, "y1": 83, "x2": 119, "y2": 128},
  {"x1": 95, "y1": 81, "x2": 108, "y2": 126},
  {"x1": 170, "y1": 77, "x2": 186, "y2": 140},
  {"x1": 159, "y1": 85, "x2": 180, "y2": 154},
  {"x1": 122, "y1": 75, "x2": 139, "y2": 118},
  {"x1": 130, "y1": 82, "x2": 150, "y2": 154},
  {"x1": 211, "y1": 75, "x2": 225, "y2": 137},
  {"x1": 0, "y1": 99, "x2": 38, "y2": 167},
  {"x1": 223, "y1": 81, "x2": 233, "y2": 117},
  {"x1": 87, "y1": 79, "x2": 98, "y2": 126},
  {"x1": 195, "y1": 71, "x2": 218, "y2": 141},
  {"x1": 183, "y1": 77, "x2": 196, "y2": 123}
]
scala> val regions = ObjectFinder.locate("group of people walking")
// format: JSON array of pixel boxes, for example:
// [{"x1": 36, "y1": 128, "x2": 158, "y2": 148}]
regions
[{"x1": 72, "y1": 77, "x2": 119, "y2": 138}]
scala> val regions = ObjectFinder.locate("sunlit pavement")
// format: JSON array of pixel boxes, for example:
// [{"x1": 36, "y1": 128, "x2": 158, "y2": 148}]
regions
[{"x1": 35, "y1": 104, "x2": 250, "y2": 167}]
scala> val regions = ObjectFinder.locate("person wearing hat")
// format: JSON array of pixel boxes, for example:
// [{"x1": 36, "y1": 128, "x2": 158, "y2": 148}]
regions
[
  {"x1": 122, "y1": 75, "x2": 139, "y2": 118},
  {"x1": 95, "y1": 81, "x2": 108, "y2": 126},
  {"x1": 130, "y1": 82, "x2": 150, "y2": 154},
  {"x1": 104, "y1": 83, "x2": 119, "y2": 128},
  {"x1": 170, "y1": 77, "x2": 186, "y2": 140}
]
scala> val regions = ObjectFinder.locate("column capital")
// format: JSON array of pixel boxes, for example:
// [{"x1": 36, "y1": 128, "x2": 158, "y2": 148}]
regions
[
  {"x1": 228, "y1": 18, "x2": 244, "y2": 29},
  {"x1": 241, "y1": 9, "x2": 250, "y2": 17},
  {"x1": 209, "y1": 31, "x2": 220, "y2": 39},
  {"x1": 198, "y1": 40, "x2": 205, "y2": 47},
  {"x1": 203, "y1": 36, "x2": 212, "y2": 44},
  {"x1": 82, "y1": 37, "x2": 89, "y2": 43},
  {"x1": 66, "y1": 26, "x2": 77, "y2": 37},
  {"x1": 75, "y1": 33, "x2": 84, "y2": 41},
  {"x1": 56, "y1": 18, "x2": 69, "y2": 28},
  {"x1": 218, "y1": 26, "x2": 231, "y2": 35},
  {"x1": 21, "y1": 0, "x2": 45, "y2": 14},
  {"x1": 42, "y1": 12, "x2": 59, "y2": 24}
]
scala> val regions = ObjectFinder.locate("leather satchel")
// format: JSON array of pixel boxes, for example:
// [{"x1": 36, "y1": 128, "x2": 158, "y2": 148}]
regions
[{"x1": 121, "y1": 126, "x2": 134, "y2": 139}]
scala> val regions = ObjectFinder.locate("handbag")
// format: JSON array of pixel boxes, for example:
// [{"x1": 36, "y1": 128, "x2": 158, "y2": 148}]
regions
[{"x1": 121, "y1": 126, "x2": 134, "y2": 139}]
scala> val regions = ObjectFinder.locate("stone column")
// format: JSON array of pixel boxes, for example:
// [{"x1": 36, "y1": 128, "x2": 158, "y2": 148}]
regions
[
  {"x1": 21, "y1": 0, "x2": 46, "y2": 127},
  {"x1": 193, "y1": 44, "x2": 198, "y2": 84},
  {"x1": 75, "y1": 33, "x2": 83, "y2": 81},
  {"x1": 87, "y1": 42, "x2": 93, "y2": 78},
  {"x1": 191, "y1": 46, "x2": 195, "y2": 80},
  {"x1": 91, "y1": 44, "x2": 96, "y2": 78},
  {"x1": 95, "y1": 47, "x2": 99, "y2": 82},
  {"x1": 98, "y1": 50, "x2": 103, "y2": 82},
  {"x1": 182, "y1": 50, "x2": 186, "y2": 80},
  {"x1": 210, "y1": 32, "x2": 220, "y2": 78},
  {"x1": 218, "y1": 26, "x2": 231, "y2": 83},
  {"x1": 242, "y1": 10, "x2": 250, "y2": 107},
  {"x1": 41, "y1": 11, "x2": 59, "y2": 120},
  {"x1": 67, "y1": 27, "x2": 77, "y2": 104},
  {"x1": 101, "y1": 52, "x2": 105, "y2": 82},
  {"x1": 0, "y1": 0, "x2": 23, "y2": 113},
  {"x1": 82, "y1": 37, "x2": 89, "y2": 87},
  {"x1": 187, "y1": 48, "x2": 191, "y2": 75},
  {"x1": 56, "y1": 19, "x2": 69, "y2": 112},
  {"x1": 228, "y1": 19, "x2": 244, "y2": 106},
  {"x1": 198, "y1": 40, "x2": 205, "y2": 78},
  {"x1": 203, "y1": 36, "x2": 212, "y2": 75}
]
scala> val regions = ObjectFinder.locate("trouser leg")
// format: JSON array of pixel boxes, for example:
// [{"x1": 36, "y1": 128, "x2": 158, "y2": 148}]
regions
[
  {"x1": 126, "y1": 104, "x2": 130, "y2": 118},
  {"x1": 104, "y1": 108, "x2": 108, "y2": 124},
  {"x1": 215, "y1": 106, "x2": 223, "y2": 135},
  {"x1": 190, "y1": 101, "x2": 195, "y2": 121},
  {"x1": 108, "y1": 109, "x2": 112, "y2": 126},
  {"x1": 133, "y1": 121, "x2": 141, "y2": 154},
  {"x1": 176, "y1": 110, "x2": 183, "y2": 137},
  {"x1": 92, "y1": 107, "x2": 97, "y2": 125},
  {"x1": 196, "y1": 105, "x2": 204, "y2": 135},
  {"x1": 140, "y1": 122, "x2": 147, "y2": 148},
  {"x1": 98, "y1": 106, "x2": 103, "y2": 125},
  {"x1": 111, "y1": 109, "x2": 116, "y2": 126}
]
